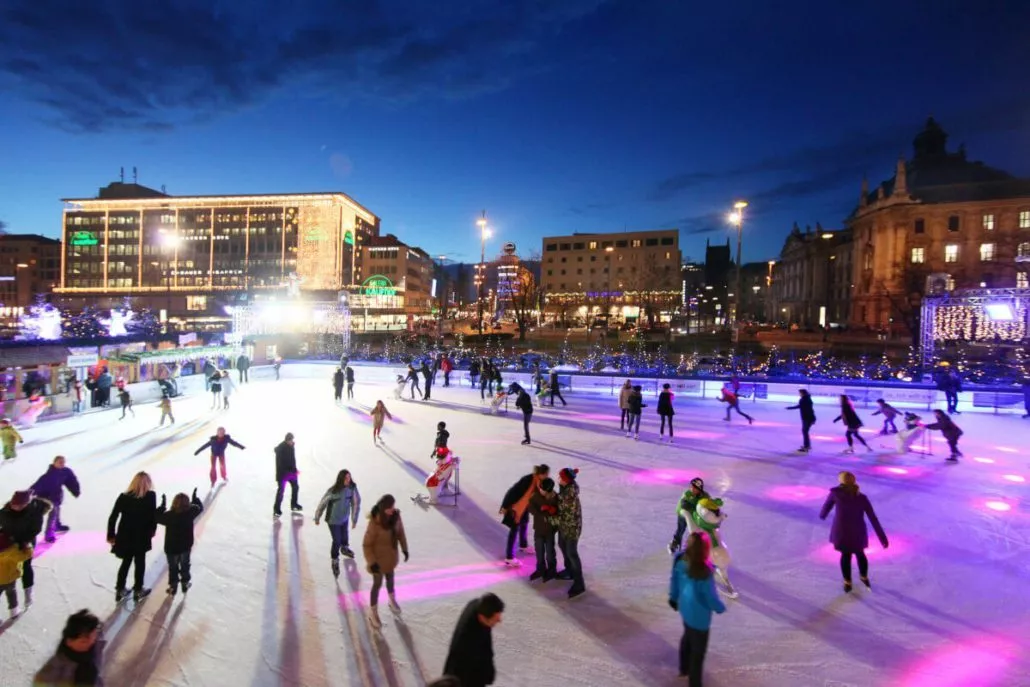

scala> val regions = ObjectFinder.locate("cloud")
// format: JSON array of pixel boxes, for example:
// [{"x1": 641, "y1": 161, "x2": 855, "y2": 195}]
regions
[{"x1": 0, "y1": 0, "x2": 608, "y2": 132}]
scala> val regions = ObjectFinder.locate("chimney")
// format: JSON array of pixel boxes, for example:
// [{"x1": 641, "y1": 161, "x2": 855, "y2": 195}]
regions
[{"x1": 893, "y1": 155, "x2": 907, "y2": 197}]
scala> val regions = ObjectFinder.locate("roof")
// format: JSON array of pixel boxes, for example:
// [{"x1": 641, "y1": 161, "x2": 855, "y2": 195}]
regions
[
  {"x1": 0, "y1": 234, "x2": 61, "y2": 245},
  {"x1": 0, "y1": 345, "x2": 71, "y2": 367}
]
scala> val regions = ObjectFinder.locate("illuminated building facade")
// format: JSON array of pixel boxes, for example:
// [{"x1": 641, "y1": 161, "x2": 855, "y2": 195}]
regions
[
  {"x1": 0, "y1": 234, "x2": 61, "y2": 311},
  {"x1": 350, "y1": 233, "x2": 436, "y2": 330}
]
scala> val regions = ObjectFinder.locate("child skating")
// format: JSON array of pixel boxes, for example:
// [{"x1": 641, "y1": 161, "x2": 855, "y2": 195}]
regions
[
  {"x1": 155, "y1": 489, "x2": 204, "y2": 595},
  {"x1": 668, "y1": 477, "x2": 709, "y2": 553},
  {"x1": 431, "y1": 421, "x2": 450, "y2": 458},
  {"x1": 896, "y1": 412, "x2": 925, "y2": 453},
  {"x1": 871, "y1": 399, "x2": 900, "y2": 434},
  {"x1": 719, "y1": 385, "x2": 753, "y2": 424},
  {"x1": 0, "y1": 533, "x2": 33, "y2": 617},
  {"x1": 0, "y1": 419, "x2": 24, "y2": 460},
  {"x1": 370, "y1": 400, "x2": 392, "y2": 445},
  {"x1": 925, "y1": 409, "x2": 963, "y2": 462},
  {"x1": 833, "y1": 394, "x2": 871, "y2": 453},
  {"x1": 118, "y1": 388, "x2": 135, "y2": 419},
  {"x1": 692, "y1": 498, "x2": 738, "y2": 598},
  {"x1": 159, "y1": 395, "x2": 175, "y2": 426}
]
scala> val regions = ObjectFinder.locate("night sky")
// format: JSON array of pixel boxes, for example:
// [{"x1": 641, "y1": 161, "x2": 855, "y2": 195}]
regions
[{"x1": 2, "y1": 1, "x2": 1029, "y2": 264}]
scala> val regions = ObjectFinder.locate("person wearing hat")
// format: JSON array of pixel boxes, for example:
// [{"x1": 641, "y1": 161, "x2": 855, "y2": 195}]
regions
[
  {"x1": 431, "y1": 421, "x2": 451, "y2": 458},
  {"x1": 819, "y1": 471, "x2": 889, "y2": 593},
  {"x1": 30, "y1": 455, "x2": 81, "y2": 542},
  {"x1": 0, "y1": 418, "x2": 24, "y2": 460},
  {"x1": 0, "y1": 532, "x2": 33, "y2": 616},
  {"x1": 555, "y1": 467, "x2": 585, "y2": 598},
  {"x1": 274, "y1": 432, "x2": 302, "y2": 518},
  {"x1": 33, "y1": 608, "x2": 106, "y2": 685},
  {"x1": 668, "y1": 478, "x2": 710, "y2": 554},
  {"x1": 0, "y1": 489, "x2": 51, "y2": 607}
]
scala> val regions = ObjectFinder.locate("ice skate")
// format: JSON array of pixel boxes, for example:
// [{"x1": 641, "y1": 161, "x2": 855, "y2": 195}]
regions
[
  {"x1": 795, "y1": 447, "x2": 809, "y2": 454},
  {"x1": 116, "y1": 588, "x2": 130, "y2": 603},
  {"x1": 291, "y1": 504, "x2": 303, "y2": 512},
  {"x1": 865, "y1": 445, "x2": 874, "y2": 453},
  {"x1": 504, "y1": 558, "x2": 521, "y2": 568},
  {"x1": 722, "y1": 584, "x2": 740, "y2": 599},
  {"x1": 667, "y1": 541, "x2": 678, "y2": 554},
  {"x1": 842, "y1": 448, "x2": 854, "y2": 454},
  {"x1": 529, "y1": 570, "x2": 544, "y2": 581},
  {"x1": 182, "y1": 581, "x2": 191, "y2": 594},
  {"x1": 625, "y1": 431, "x2": 631, "y2": 438},
  {"x1": 860, "y1": 576, "x2": 871, "y2": 591},
  {"x1": 166, "y1": 585, "x2": 177, "y2": 596},
  {"x1": 387, "y1": 594, "x2": 401, "y2": 615},
  {"x1": 843, "y1": 581, "x2": 853, "y2": 593},
  {"x1": 133, "y1": 588, "x2": 152, "y2": 603},
  {"x1": 367, "y1": 606, "x2": 382, "y2": 630},
  {"x1": 8, "y1": 606, "x2": 20, "y2": 619},
  {"x1": 568, "y1": 584, "x2": 586, "y2": 599},
  {"x1": 634, "y1": 433, "x2": 639, "y2": 440},
  {"x1": 342, "y1": 547, "x2": 355, "y2": 559},
  {"x1": 273, "y1": 511, "x2": 282, "y2": 519},
  {"x1": 946, "y1": 455, "x2": 959, "y2": 463},
  {"x1": 331, "y1": 559, "x2": 340, "y2": 577}
]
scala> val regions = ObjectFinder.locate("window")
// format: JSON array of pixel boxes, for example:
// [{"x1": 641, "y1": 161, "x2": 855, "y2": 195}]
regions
[
  {"x1": 945, "y1": 244, "x2": 959, "y2": 263},
  {"x1": 660, "y1": 237, "x2": 674, "y2": 246},
  {"x1": 631, "y1": 239, "x2": 642, "y2": 248},
  {"x1": 588, "y1": 241, "x2": 597, "y2": 250},
  {"x1": 546, "y1": 270, "x2": 552, "y2": 276},
  {"x1": 576, "y1": 269, "x2": 582, "y2": 275},
  {"x1": 982, "y1": 214, "x2": 995, "y2": 231},
  {"x1": 1018, "y1": 272, "x2": 1028, "y2": 288},
  {"x1": 573, "y1": 242, "x2": 585, "y2": 250},
  {"x1": 979, "y1": 243, "x2": 996, "y2": 261},
  {"x1": 560, "y1": 257, "x2": 566, "y2": 263},
  {"x1": 947, "y1": 216, "x2": 960, "y2": 232},
  {"x1": 186, "y1": 295, "x2": 208, "y2": 311},
  {"x1": 645, "y1": 238, "x2": 659, "y2": 246},
  {"x1": 560, "y1": 269, "x2": 566, "y2": 275},
  {"x1": 559, "y1": 243, "x2": 571, "y2": 250},
  {"x1": 545, "y1": 243, "x2": 557, "y2": 252},
  {"x1": 914, "y1": 219, "x2": 925, "y2": 234},
  {"x1": 1021, "y1": 211, "x2": 1030, "y2": 229},
  {"x1": 910, "y1": 247, "x2": 925, "y2": 264},
  {"x1": 1019, "y1": 242, "x2": 1030, "y2": 259},
  {"x1": 602, "y1": 241, "x2": 613, "y2": 249},
  {"x1": 615, "y1": 240, "x2": 628, "y2": 248},
  {"x1": 577, "y1": 256, "x2": 583, "y2": 262},
  {"x1": 590, "y1": 256, "x2": 596, "y2": 262}
]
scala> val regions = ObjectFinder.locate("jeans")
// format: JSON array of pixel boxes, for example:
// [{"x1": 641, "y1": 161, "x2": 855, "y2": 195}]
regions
[
  {"x1": 444, "y1": 371, "x2": 451, "y2": 387},
  {"x1": 660, "y1": 415, "x2": 674, "y2": 436},
  {"x1": 116, "y1": 552, "x2": 147, "y2": 591},
  {"x1": 370, "y1": 571, "x2": 395, "y2": 606},
  {"x1": 210, "y1": 454, "x2": 227, "y2": 484},
  {"x1": 328, "y1": 523, "x2": 350, "y2": 559},
  {"x1": 505, "y1": 512, "x2": 529, "y2": 559},
  {"x1": 839, "y1": 549, "x2": 869, "y2": 582},
  {"x1": 801, "y1": 421, "x2": 814, "y2": 449},
  {"x1": 334, "y1": 386, "x2": 343, "y2": 401},
  {"x1": 534, "y1": 533, "x2": 557, "y2": 575},
  {"x1": 424, "y1": 380, "x2": 433, "y2": 400},
  {"x1": 167, "y1": 551, "x2": 192, "y2": 588},
  {"x1": 558, "y1": 533, "x2": 584, "y2": 588},
  {"x1": 620, "y1": 408, "x2": 628, "y2": 428},
  {"x1": 522, "y1": 411, "x2": 532, "y2": 441},
  {"x1": 347, "y1": 383, "x2": 354, "y2": 399},
  {"x1": 627, "y1": 412, "x2": 641, "y2": 434},
  {"x1": 845, "y1": 429, "x2": 868, "y2": 448},
  {"x1": 480, "y1": 379, "x2": 489, "y2": 399},
  {"x1": 945, "y1": 390, "x2": 958, "y2": 413},
  {"x1": 274, "y1": 478, "x2": 300, "y2": 514},
  {"x1": 724, "y1": 403, "x2": 752, "y2": 422},
  {"x1": 880, "y1": 418, "x2": 897, "y2": 433},
  {"x1": 239, "y1": 369, "x2": 248, "y2": 383},
  {"x1": 0, "y1": 582, "x2": 16, "y2": 609},
  {"x1": 679, "y1": 623, "x2": 710, "y2": 685},
  {"x1": 409, "y1": 378, "x2": 422, "y2": 399},
  {"x1": 45, "y1": 504, "x2": 62, "y2": 539},
  {"x1": 550, "y1": 387, "x2": 566, "y2": 406},
  {"x1": 671, "y1": 514, "x2": 688, "y2": 549}
]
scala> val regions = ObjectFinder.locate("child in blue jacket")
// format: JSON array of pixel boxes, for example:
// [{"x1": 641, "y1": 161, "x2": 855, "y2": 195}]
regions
[{"x1": 669, "y1": 532, "x2": 726, "y2": 685}]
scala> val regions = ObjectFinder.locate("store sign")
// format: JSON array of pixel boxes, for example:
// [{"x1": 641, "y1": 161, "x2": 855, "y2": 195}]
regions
[
  {"x1": 363, "y1": 275, "x2": 396, "y2": 296},
  {"x1": 70, "y1": 231, "x2": 99, "y2": 246},
  {"x1": 344, "y1": 230, "x2": 355, "y2": 246},
  {"x1": 66, "y1": 353, "x2": 99, "y2": 368}
]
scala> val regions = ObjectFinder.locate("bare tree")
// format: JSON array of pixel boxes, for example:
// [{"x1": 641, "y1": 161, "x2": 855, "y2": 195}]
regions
[
  {"x1": 628, "y1": 253, "x2": 679, "y2": 328},
  {"x1": 0, "y1": 219, "x2": 7, "y2": 235},
  {"x1": 509, "y1": 265, "x2": 544, "y2": 341}
]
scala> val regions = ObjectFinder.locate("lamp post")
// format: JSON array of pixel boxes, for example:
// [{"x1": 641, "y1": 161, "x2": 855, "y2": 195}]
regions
[
  {"x1": 604, "y1": 245, "x2": 615, "y2": 333},
  {"x1": 766, "y1": 260, "x2": 775, "y2": 322},
  {"x1": 475, "y1": 211, "x2": 491, "y2": 336},
  {"x1": 727, "y1": 201, "x2": 748, "y2": 325}
]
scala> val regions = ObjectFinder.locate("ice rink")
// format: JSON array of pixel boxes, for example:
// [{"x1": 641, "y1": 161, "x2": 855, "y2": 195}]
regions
[{"x1": 1, "y1": 366, "x2": 1028, "y2": 686}]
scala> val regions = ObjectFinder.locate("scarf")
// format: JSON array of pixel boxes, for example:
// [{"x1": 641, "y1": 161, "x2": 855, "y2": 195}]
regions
[{"x1": 58, "y1": 642, "x2": 100, "y2": 685}]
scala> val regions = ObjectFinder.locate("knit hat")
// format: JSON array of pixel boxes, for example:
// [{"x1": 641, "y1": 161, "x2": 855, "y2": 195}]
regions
[
  {"x1": 10, "y1": 490, "x2": 33, "y2": 508},
  {"x1": 559, "y1": 467, "x2": 579, "y2": 484},
  {"x1": 690, "y1": 477, "x2": 704, "y2": 491}
]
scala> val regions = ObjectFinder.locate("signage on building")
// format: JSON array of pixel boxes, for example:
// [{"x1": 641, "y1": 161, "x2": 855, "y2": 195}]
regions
[
  {"x1": 178, "y1": 332, "x2": 197, "y2": 345},
  {"x1": 363, "y1": 275, "x2": 396, "y2": 296},
  {"x1": 344, "y1": 230, "x2": 355, "y2": 246},
  {"x1": 503, "y1": 242, "x2": 517, "y2": 255},
  {"x1": 66, "y1": 353, "x2": 99, "y2": 368},
  {"x1": 70, "y1": 231, "x2": 99, "y2": 247}
]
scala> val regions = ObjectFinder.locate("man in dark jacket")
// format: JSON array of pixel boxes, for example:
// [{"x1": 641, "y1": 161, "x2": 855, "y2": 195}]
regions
[
  {"x1": 273, "y1": 433, "x2": 302, "y2": 518},
  {"x1": 421, "y1": 362, "x2": 434, "y2": 401},
  {"x1": 29, "y1": 456, "x2": 81, "y2": 542},
  {"x1": 236, "y1": 353, "x2": 250, "y2": 383},
  {"x1": 0, "y1": 489, "x2": 51, "y2": 605},
  {"x1": 442, "y1": 593, "x2": 504, "y2": 687},
  {"x1": 787, "y1": 389, "x2": 817, "y2": 453},
  {"x1": 332, "y1": 367, "x2": 345, "y2": 402},
  {"x1": 509, "y1": 383, "x2": 533, "y2": 445},
  {"x1": 548, "y1": 369, "x2": 566, "y2": 406}
]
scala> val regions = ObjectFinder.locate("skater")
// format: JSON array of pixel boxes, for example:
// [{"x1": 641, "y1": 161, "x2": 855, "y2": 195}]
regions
[
  {"x1": 345, "y1": 364, "x2": 355, "y2": 399},
  {"x1": 925, "y1": 409, "x2": 963, "y2": 462},
  {"x1": 871, "y1": 399, "x2": 900, "y2": 434},
  {"x1": 363, "y1": 494, "x2": 409, "y2": 629},
  {"x1": 469, "y1": 359, "x2": 480, "y2": 388},
  {"x1": 833, "y1": 395, "x2": 871, "y2": 453},
  {"x1": 718, "y1": 384, "x2": 752, "y2": 425},
  {"x1": 431, "y1": 421, "x2": 451, "y2": 458},
  {"x1": 220, "y1": 369, "x2": 236, "y2": 409},
  {"x1": 479, "y1": 361, "x2": 491, "y2": 400},
  {"x1": 658, "y1": 383, "x2": 676, "y2": 442},
  {"x1": 273, "y1": 432, "x2": 302, "y2": 517},
  {"x1": 619, "y1": 379, "x2": 632, "y2": 430},
  {"x1": 72, "y1": 378, "x2": 84, "y2": 414},
  {"x1": 274, "y1": 356, "x2": 282, "y2": 380},
  {"x1": 668, "y1": 477, "x2": 709, "y2": 554},
  {"x1": 33, "y1": 609, "x2": 105, "y2": 685},
  {"x1": 314, "y1": 469, "x2": 362, "y2": 576},
  {"x1": 786, "y1": 389, "x2": 816, "y2": 453},
  {"x1": 441, "y1": 593, "x2": 505, "y2": 687},
  {"x1": 159, "y1": 394, "x2": 175, "y2": 426},
  {"x1": 669, "y1": 532, "x2": 726, "y2": 686},
  {"x1": 818, "y1": 471, "x2": 889, "y2": 593},
  {"x1": 897, "y1": 412, "x2": 925, "y2": 453},
  {"x1": 556, "y1": 467, "x2": 585, "y2": 598},
  {"x1": 209, "y1": 370, "x2": 222, "y2": 409},
  {"x1": 107, "y1": 471, "x2": 157, "y2": 603},
  {"x1": 527, "y1": 477, "x2": 558, "y2": 581},
  {"x1": 492, "y1": 366, "x2": 503, "y2": 394},
  {"x1": 421, "y1": 361, "x2": 434, "y2": 400},
  {"x1": 202, "y1": 360, "x2": 217, "y2": 390},
  {"x1": 393, "y1": 374, "x2": 407, "y2": 401},
  {"x1": 441, "y1": 355, "x2": 453, "y2": 387},
  {"x1": 194, "y1": 427, "x2": 246, "y2": 487},
  {"x1": 332, "y1": 367, "x2": 344, "y2": 402},
  {"x1": 155, "y1": 488, "x2": 203, "y2": 595},
  {"x1": 1, "y1": 417, "x2": 24, "y2": 460},
  {"x1": 511, "y1": 383, "x2": 533, "y2": 445},
  {"x1": 548, "y1": 369, "x2": 567, "y2": 406},
  {"x1": 29, "y1": 456, "x2": 81, "y2": 543},
  {"x1": 406, "y1": 363, "x2": 423, "y2": 400},
  {"x1": 692, "y1": 498, "x2": 737, "y2": 598},
  {"x1": 0, "y1": 490, "x2": 49, "y2": 609},
  {"x1": 370, "y1": 400, "x2": 393, "y2": 444},
  {"x1": 0, "y1": 533, "x2": 33, "y2": 617},
  {"x1": 236, "y1": 352, "x2": 250, "y2": 383},
  {"x1": 499, "y1": 464, "x2": 549, "y2": 565},
  {"x1": 625, "y1": 384, "x2": 645, "y2": 439}
]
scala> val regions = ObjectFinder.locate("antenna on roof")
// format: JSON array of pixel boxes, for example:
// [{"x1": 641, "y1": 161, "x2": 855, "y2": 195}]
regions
[
  {"x1": 161, "y1": 184, "x2": 166, "y2": 194},
  {"x1": 133, "y1": 167, "x2": 138, "y2": 183},
  {"x1": 120, "y1": 167, "x2": 125, "y2": 183}
]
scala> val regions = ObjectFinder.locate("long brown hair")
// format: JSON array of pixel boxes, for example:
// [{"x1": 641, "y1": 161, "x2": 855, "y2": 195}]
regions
[
  {"x1": 838, "y1": 471, "x2": 860, "y2": 496},
  {"x1": 171, "y1": 493, "x2": 190, "y2": 513},
  {"x1": 331, "y1": 469, "x2": 354, "y2": 493},
  {"x1": 683, "y1": 532, "x2": 713, "y2": 580},
  {"x1": 369, "y1": 494, "x2": 396, "y2": 521}
]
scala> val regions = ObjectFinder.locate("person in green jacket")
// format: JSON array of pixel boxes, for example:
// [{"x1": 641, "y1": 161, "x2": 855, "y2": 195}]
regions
[
  {"x1": 668, "y1": 477, "x2": 709, "y2": 554},
  {"x1": 0, "y1": 418, "x2": 23, "y2": 460}
]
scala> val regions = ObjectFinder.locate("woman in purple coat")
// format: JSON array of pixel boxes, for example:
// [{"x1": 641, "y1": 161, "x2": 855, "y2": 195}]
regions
[
  {"x1": 819, "y1": 471, "x2": 888, "y2": 593},
  {"x1": 29, "y1": 455, "x2": 81, "y2": 542}
]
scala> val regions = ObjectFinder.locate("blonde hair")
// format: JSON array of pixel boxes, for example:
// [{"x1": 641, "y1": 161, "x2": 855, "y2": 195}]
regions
[
  {"x1": 125, "y1": 471, "x2": 153, "y2": 498},
  {"x1": 838, "y1": 471, "x2": 859, "y2": 495}
]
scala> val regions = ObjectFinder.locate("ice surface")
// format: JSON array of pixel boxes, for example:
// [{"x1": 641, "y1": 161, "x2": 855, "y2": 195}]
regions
[{"x1": 1, "y1": 367, "x2": 1028, "y2": 686}]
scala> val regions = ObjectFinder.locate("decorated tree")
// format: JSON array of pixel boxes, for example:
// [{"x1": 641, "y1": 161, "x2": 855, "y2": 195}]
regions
[
  {"x1": 64, "y1": 306, "x2": 105, "y2": 339},
  {"x1": 127, "y1": 308, "x2": 161, "y2": 338}
]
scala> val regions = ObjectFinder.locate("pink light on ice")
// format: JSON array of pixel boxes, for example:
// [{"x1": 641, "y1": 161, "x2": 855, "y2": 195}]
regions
[
  {"x1": 809, "y1": 538, "x2": 905, "y2": 563},
  {"x1": 1001, "y1": 474, "x2": 1025, "y2": 483},
  {"x1": 995, "y1": 446, "x2": 1018, "y2": 453},
  {"x1": 974, "y1": 457, "x2": 995, "y2": 464},
  {"x1": 35, "y1": 530, "x2": 111, "y2": 558},
  {"x1": 765, "y1": 485, "x2": 826, "y2": 502},
  {"x1": 983, "y1": 500, "x2": 1012, "y2": 512},
  {"x1": 895, "y1": 635, "x2": 1022, "y2": 687},
  {"x1": 338, "y1": 571, "x2": 512, "y2": 605},
  {"x1": 631, "y1": 468, "x2": 705, "y2": 485},
  {"x1": 871, "y1": 465, "x2": 929, "y2": 479}
]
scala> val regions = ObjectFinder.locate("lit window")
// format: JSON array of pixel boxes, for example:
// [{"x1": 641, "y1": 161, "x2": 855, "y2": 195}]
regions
[
  {"x1": 910, "y1": 247, "x2": 925, "y2": 264},
  {"x1": 1019, "y1": 242, "x2": 1030, "y2": 259},
  {"x1": 945, "y1": 244, "x2": 959, "y2": 263},
  {"x1": 1021, "y1": 211, "x2": 1030, "y2": 229},
  {"x1": 631, "y1": 239, "x2": 642, "y2": 248},
  {"x1": 979, "y1": 243, "x2": 996, "y2": 261},
  {"x1": 588, "y1": 241, "x2": 597, "y2": 250},
  {"x1": 1018, "y1": 272, "x2": 1028, "y2": 288},
  {"x1": 982, "y1": 214, "x2": 995, "y2": 231}
]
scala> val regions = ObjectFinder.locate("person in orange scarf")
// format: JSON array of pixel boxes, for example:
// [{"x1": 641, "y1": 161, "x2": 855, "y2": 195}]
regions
[{"x1": 498, "y1": 465, "x2": 550, "y2": 567}]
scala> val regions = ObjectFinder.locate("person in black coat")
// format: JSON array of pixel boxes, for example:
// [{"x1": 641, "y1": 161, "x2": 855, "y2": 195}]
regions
[
  {"x1": 442, "y1": 593, "x2": 505, "y2": 687},
  {"x1": 332, "y1": 368, "x2": 345, "y2": 402},
  {"x1": 509, "y1": 383, "x2": 534, "y2": 445},
  {"x1": 406, "y1": 364, "x2": 423, "y2": 400},
  {"x1": 0, "y1": 489, "x2": 51, "y2": 605},
  {"x1": 421, "y1": 362, "x2": 434, "y2": 401},
  {"x1": 548, "y1": 369, "x2": 566, "y2": 406},
  {"x1": 156, "y1": 489, "x2": 204, "y2": 595},
  {"x1": 625, "y1": 385, "x2": 646, "y2": 439},
  {"x1": 833, "y1": 395, "x2": 871, "y2": 453},
  {"x1": 479, "y1": 360, "x2": 492, "y2": 400},
  {"x1": 236, "y1": 353, "x2": 250, "y2": 383},
  {"x1": 787, "y1": 389, "x2": 817, "y2": 453},
  {"x1": 657, "y1": 383, "x2": 675, "y2": 441},
  {"x1": 345, "y1": 365, "x2": 355, "y2": 400},
  {"x1": 107, "y1": 472, "x2": 157, "y2": 602},
  {"x1": 469, "y1": 359, "x2": 480, "y2": 388},
  {"x1": 274, "y1": 433, "x2": 302, "y2": 517},
  {"x1": 500, "y1": 466, "x2": 549, "y2": 564}
]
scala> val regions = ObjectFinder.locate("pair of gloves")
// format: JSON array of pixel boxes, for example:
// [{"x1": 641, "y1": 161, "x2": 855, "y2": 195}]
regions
[
  {"x1": 369, "y1": 550, "x2": 409, "y2": 574},
  {"x1": 160, "y1": 488, "x2": 199, "y2": 507}
]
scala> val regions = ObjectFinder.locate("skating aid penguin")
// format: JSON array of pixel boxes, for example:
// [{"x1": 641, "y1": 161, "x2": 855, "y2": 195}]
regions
[{"x1": 693, "y1": 497, "x2": 739, "y2": 598}]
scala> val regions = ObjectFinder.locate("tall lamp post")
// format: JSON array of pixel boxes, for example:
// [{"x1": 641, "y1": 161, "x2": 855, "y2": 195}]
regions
[
  {"x1": 475, "y1": 211, "x2": 491, "y2": 336},
  {"x1": 728, "y1": 200, "x2": 748, "y2": 325},
  {"x1": 604, "y1": 245, "x2": 615, "y2": 333}
]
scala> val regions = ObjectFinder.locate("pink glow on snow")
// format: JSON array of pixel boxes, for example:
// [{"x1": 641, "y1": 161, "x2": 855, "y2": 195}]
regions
[
  {"x1": 747, "y1": 420, "x2": 789, "y2": 428},
  {"x1": 35, "y1": 530, "x2": 110, "y2": 558},
  {"x1": 811, "y1": 434, "x2": 838, "y2": 441},
  {"x1": 983, "y1": 500, "x2": 1012, "y2": 513},
  {"x1": 870, "y1": 465, "x2": 929, "y2": 479},
  {"x1": 895, "y1": 635, "x2": 1022, "y2": 687},
  {"x1": 1001, "y1": 474, "x2": 1024, "y2": 483},
  {"x1": 995, "y1": 446, "x2": 1018, "y2": 453},
  {"x1": 972, "y1": 456, "x2": 995, "y2": 464},
  {"x1": 338, "y1": 571, "x2": 513, "y2": 605},
  {"x1": 809, "y1": 538, "x2": 905, "y2": 563},
  {"x1": 765, "y1": 485, "x2": 826, "y2": 502},
  {"x1": 631, "y1": 468, "x2": 705, "y2": 486}
]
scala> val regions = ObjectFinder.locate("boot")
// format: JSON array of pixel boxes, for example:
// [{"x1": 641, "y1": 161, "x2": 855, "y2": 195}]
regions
[
  {"x1": 388, "y1": 594, "x2": 401, "y2": 615},
  {"x1": 331, "y1": 559, "x2": 340, "y2": 577},
  {"x1": 368, "y1": 605, "x2": 382, "y2": 629},
  {"x1": 24, "y1": 587, "x2": 33, "y2": 606},
  {"x1": 133, "y1": 588, "x2": 152, "y2": 603},
  {"x1": 116, "y1": 588, "x2": 130, "y2": 603}
]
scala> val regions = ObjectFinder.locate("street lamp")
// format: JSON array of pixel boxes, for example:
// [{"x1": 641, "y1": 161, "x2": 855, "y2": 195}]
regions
[
  {"x1": 604, "y1": 246, "x2": 615, "y2": 332},
  {"x1": 727, "y1": 201, "x2": 748, "y2": 325},
  {"x1": 475, "y1": 211, "x2": 491, "y2": 335}
]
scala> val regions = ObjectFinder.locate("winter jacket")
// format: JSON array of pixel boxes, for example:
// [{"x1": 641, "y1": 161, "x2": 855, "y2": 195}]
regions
[
  {"x1": 501, "y1": 474, "x2": 537, "y2": 525},
  {"x1": 30, "y1": 465, "x2": 81, "y2": 506},
  {"x1": 236, "y1": 355, "x2": 250, "y2": 371},
  {"x1": 549, "y1": 370, "x2": 561, "y2": 388},
  {"x1": 33, "y1": 639, "x2": 107, "y2": 687},
  {"x1": 787, "y1": 395, "x2": 816, "y2": 424},
  {"x1": 155, "y1": 494, "x2": 204, "y2": 555},
  {"x1": 434, "y1": 428, "x2": 451, "y2": 453},
  {"x1": 274, "y1": 441, "x2": 298, "y2": 482},
  {"x1": 370, "y1": 406, "x2": 391, "y2": 428},
  {"x1": 669, "y1": 558, "x2": 726, "y2": 631},
  {"x1": 107, "y1": 492, "x2": 157, "y2": 558},
  {"x1": 872, "y1": 403, "x2": 900, "y2": 419},
  {"x1": 833, "y1": 403, "x2": 863, "y2": 430},
  {"x1": 1, "y1": 425, "x2": 24, "y2": 446},
  {"x1": 719, "y1": 388, "x2": 738, "y2": 406},
  {"x1": 96, "y1": 373, "x2": 112, "y2": 390},
  {"x1": 443, "y1": 598, "x2": 497, "y2": 687},
  {"x1": 556, "y1": 481, "x2": 583, "y2": 540},
  {"x1": 362, "y1": 511, "x2": 407, "y2": 575},
  {"x1": 819, "y1": 486, "x2": 888, "y2": 552},
  {"x1": 657, "y1": 390, "x2": 675, "y2": 416},
  {"x1": 345, "y1": 367, "x2": 355, "y2": 383},
  {"x1": 618, "y1": 385, "x2": 632, "y2": 410},
  {"x1": 194, "y1": 434, "x2": 245, "y2": 458},
  {"x1": 926, "y1": 415, "x2": 963, "y2": 441},
  {"x1": 676, "y1": 488, "x2": 710, "y2": 518},
  {"x1": 528, "y1": 491, "x2": 558, "y2": 538},
  {"x1": 315, "y1": 485, "x2": 361, "y2": 527},
  {"x1": 333, "y1": 370, "x2": 344, "y2": 389},
  {"x1": 627, "y1": 390, "x2": 645, "y2": 415},
  {"x1": 515, "y1": 390, "x2": 533, "y2": 413},
  {"x1": 0, "y1": 499, "x2": 50, "y2": 546},
  {"x1": 0, "y1": 544, "x2": 32, "y2": 586}
]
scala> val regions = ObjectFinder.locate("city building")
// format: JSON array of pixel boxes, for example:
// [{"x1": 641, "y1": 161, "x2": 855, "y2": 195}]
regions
[
  {"x1": 769, "y1": 224, "x2": 853, "y2": 328},
  {"x1": 736, "y1": 260, "x2": 776, "y2": 323},
  {"x1": 541, "y1": 229, "x2": 682, "y2": 326},
  {"x1": 848, "y1": 118, "x2": 1030, "y2": 336},
  {"x1": 0, "y1": 234, "x2": 61, "y2": 314},
  {"x1": 54, "y1": 181, "x2": 380, "y2": 329},
  {"x1": 350, "y1": 233, "x2": 437, "y2": 330}
]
